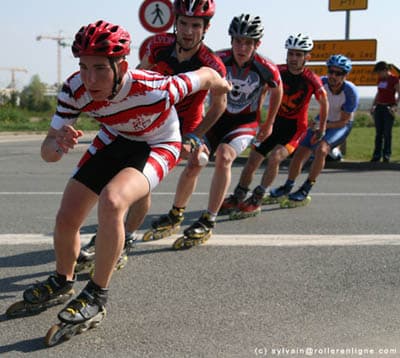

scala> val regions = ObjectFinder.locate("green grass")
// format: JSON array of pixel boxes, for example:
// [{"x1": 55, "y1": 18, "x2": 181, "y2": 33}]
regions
[{"x1": 0, "y1": 106, "x2": 399, "y2": 162}]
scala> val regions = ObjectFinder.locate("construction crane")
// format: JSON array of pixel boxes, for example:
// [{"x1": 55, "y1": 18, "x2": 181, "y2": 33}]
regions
[
  {"x1": 36, "y1": 31, "x2": 70, "y2": 86},
  {"x1": 0, "y1": 67, "x2": 28, "y2": 90}
]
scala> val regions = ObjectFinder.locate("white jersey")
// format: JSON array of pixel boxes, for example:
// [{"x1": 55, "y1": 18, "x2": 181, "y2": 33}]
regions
[{"x1": 321, "y1": 76, "x2": 359, "y2": 123}]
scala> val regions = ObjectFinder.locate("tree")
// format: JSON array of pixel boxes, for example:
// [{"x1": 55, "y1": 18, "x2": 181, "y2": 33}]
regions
[{"x1": 19, "y1": 75, "x2": 54, "y2": 112}]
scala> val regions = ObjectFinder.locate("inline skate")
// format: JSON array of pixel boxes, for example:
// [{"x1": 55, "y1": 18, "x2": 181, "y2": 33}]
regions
[
  {"x1": 172, "y1": 213, "x2": 214, "y2": 250},
  {"x1": 229, "y1": 186, "x2": 264, "y2": 220},
  {"x1": 262, "y1": 183, "x2": 293, "y2": 205},
  {"x1": 142, "y1": 208, "x2": 184, "y2": 241},
  {"x1": 44, "y1": 280, "x2": 107, "y2": 347},
  {"x1": 74, "y1": 235, "x2": 96, "y2": 273},
  {"x1": 6, "y1": 273, "x2": 75, "y2": 319},
  {"x1": 219, "y1": 185, "x2": 248, "y2": 215},
  {"x1": 280, "y1": 188, "x2": 311, "y2": 208},
  {"x1": 75, "y1": 233, "x2": 137, "y2": 274}
]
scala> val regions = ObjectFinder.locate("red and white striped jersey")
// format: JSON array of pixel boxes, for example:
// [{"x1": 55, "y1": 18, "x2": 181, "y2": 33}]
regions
[{"x1": 51, "y1": 69, "x2": 201, "y2": 144}]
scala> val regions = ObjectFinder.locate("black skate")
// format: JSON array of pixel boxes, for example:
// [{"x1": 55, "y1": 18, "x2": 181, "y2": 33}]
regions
[
  {"x1": 74, "y1": 235, "x2": 96, "y2": 273},
  {"x1": 142, "y1": 209, "x2": 184, "y2": 241},
  {"x1": 172, "y1": 213, "x2": 214, "y2": 250},
  {"x1": 6, "y1": 273, "x2": 75, "y2": 319},
  {"x1": 44, "y1": 281, "x2": 107, "y2": 347}
]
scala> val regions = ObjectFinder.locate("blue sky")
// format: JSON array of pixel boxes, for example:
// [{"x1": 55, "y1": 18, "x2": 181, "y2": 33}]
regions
[{"x1": 2, "y1": 0, "x2": 399, "y2": 97}]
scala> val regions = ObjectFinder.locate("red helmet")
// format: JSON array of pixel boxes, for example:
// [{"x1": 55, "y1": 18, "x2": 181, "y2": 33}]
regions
[
  {"x1": 72, "y1": 20, "x2": 131, "y2": 58},
  {"x1": 173, "y1": 0, "x2": 215, "y2": 19}
]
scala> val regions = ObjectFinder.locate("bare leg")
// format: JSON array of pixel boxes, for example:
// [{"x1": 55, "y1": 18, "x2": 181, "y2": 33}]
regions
[
  {"x1": 208, "y1": 143, "x2": 237, "y2": 214},
  {"x1": 94, "y1": 168, "x2": 150, "y2": 288},
  {"x1": 54, "y1": 179, "x2": 98, "y2": 280},
  {"x1": 125, "y1": 193, "x2": 151, "y2": 234},
  {"x1": 238, "y1": 149, "x2": 265, "y2": 188},
  {"x1": 260, "y1": 145, "x2": 289, "y2": 188}
]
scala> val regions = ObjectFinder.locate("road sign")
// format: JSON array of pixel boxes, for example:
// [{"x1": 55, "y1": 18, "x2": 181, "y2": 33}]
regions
[
  {"x1": 329, "y1": 0, "x2": 368, "y2": 11},
  {"x1": 139, "y1": 0, "x2": 175, "y2": 33},
  {"x1": 310, "y1": 39, "x2": 377, "y2": 62},
  {"x1": 307, "y1": 64, "x2": 377, "y2": 86}
]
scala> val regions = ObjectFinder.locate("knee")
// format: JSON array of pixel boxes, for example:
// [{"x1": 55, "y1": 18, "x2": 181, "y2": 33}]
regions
[
  {"x1": 98, "y1": 188, "x2": 124, "y2": 218},
  {"x1": 215, "y1": 147, "x2": 234, "y2": 169},
  {"x1": 316, "y1": 144, "x2": 330, "y2": 158}
]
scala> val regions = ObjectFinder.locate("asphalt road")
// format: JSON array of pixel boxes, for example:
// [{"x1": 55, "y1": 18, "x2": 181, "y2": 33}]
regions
[{"x1": 0, "y1": 134, "x2": 399, "y2": 357}]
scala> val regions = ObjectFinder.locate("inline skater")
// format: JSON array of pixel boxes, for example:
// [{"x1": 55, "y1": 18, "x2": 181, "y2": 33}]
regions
[
  {"x1": 6, "y1": 19, "x2": 231, "y2": 346},
  {"x1": 172, "y1": 13, "x2": 283, "y2": 249},
  {"x1": 277, "y1": 54, "x2": 359, "y2": 208},
  {"x1": 76, "y1": 0, "x2": 227, "y2": 269},
  {"x1": 225, "y1": 33, "x2": 328, "y2": 219}
]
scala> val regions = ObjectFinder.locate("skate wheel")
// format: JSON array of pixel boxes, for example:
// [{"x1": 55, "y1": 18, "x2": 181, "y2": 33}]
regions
[
  {"x1": 45, "y1": 323, "x2": 65, "y2": 347},
  {"x1": 142, "y1": 230, "x2": 154, "y2": 242},
  {"x1": 172, "y1": 237, "x2": 186, "y2": 250}
]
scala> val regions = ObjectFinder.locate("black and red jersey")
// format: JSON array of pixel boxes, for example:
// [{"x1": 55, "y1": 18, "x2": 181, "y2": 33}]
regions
[{"x1": 145, "y1": 33, "x2": 226, "y2": 134}]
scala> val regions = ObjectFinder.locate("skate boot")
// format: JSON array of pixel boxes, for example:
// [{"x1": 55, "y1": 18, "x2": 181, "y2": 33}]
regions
[
  {"x1": 219, "y1": 185, "x2": 249, "y2": 215},
  {"x1": 44, "y1": 280, "x2": 107, "y2": 347},
  {"x1": 124, "y1": 232, "x2": 138, "y2": 252},
  {"x1": 262, "y1": 182, "x2": 294, "y2": 205},
  {"x1": 172, "y1": 212, "x2": 215, "y2": 250},
  {"x1": 280, "y1": 181, "x2": 313, "y2": 208},
  {"x1": 142, "y1": 207, "x2": 184, "y2": 241},
  {"x1": 74, "y1": 235, "x2": 96, "y2": 273},
  {"x1": 6, "y1": 273, "x2": 75, "y2": 318},
  {"x1": 229, "y1": 186, "x2": 264, "y2": 220}
]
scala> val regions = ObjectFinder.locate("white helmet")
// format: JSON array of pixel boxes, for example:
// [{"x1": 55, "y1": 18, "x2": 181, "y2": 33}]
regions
[{"x1": 285, "y1": 33, "x2": 313, "y2": 52}]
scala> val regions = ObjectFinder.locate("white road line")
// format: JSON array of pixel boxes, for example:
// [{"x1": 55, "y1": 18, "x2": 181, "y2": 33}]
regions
[
  {"x1": 0, "y1": 192, "x2": 399, "y2": 196},
  {"x1": 1, "y1": 234, "x2": 400, "y2": 246}
]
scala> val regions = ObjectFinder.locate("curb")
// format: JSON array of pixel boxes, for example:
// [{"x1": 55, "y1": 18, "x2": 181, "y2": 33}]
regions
[{"x1": 1, "y1": 132, "x2": 398, "y2": 171}]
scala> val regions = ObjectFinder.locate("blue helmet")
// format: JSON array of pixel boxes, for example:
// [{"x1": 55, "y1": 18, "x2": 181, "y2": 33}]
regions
[{"x1": 326, "y1": 54, "x2": 352, "y2": 73}]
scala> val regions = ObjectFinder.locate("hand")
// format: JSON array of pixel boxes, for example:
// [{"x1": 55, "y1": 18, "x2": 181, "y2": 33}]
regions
[
  {"x1": 310, "y1": 130, "x2": 325, "y2": 145},
  {"x1": 256, "y1": 125, "x2": 272, "y2": 143},
  {"x1": 55, "y1": 125, "x2": 83, "y2": 153}
]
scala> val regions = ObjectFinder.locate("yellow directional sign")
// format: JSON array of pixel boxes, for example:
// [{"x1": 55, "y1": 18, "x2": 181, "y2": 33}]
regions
[
  {"x1": 307, "y1": 64, "x2": 377, "y2": 86},
  {"x1": 329, "y1": 0, "x2": 368, "y2": 11},
  {"x1": 310, "y1": 39, "x2": 377, "y2": 62}
]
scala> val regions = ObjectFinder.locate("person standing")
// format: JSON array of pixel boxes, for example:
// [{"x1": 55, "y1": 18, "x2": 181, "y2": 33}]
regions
[
  {"x1": 272, "y1": 54, "x2": 359, "y2": 208},
  {"x1": 370, "y1": 61, "x2": 399, "y2": 162},
  {"x1": 225, "y1": 33, "x2": 328, "y2": 219}
]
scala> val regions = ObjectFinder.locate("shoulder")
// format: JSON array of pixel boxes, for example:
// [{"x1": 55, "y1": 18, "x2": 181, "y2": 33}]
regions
[
  {"x1": 302, "y1": 67, "x2": 324, "y2": 87},
  {"x1": 198, "y1": 44, "x2": 227, "y2": 76},
  {"x1": 343, "y1": 80, "x2": 359, "y2": 97}
]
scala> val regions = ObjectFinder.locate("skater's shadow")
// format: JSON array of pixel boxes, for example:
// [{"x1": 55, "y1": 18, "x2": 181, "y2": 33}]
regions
[
  {"x1": 0, "y1": 249, "x2": 54, "y2": 268},
  {"x1": 0, "y1": 337, "x2": 48, "y2": 354},
  {"x1": 0, "y1": 270, "x2": 53, "y2": 300}
]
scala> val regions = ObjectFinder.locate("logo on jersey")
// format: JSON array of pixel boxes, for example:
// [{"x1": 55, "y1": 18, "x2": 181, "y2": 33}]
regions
[{"x1": 227, "y1": 72, "x2": 261, "y2": 113}]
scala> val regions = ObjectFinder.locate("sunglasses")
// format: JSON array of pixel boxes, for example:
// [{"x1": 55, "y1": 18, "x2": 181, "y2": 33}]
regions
[{"x1": 328, "y1": 69, "x2": 346, "y2": 76}]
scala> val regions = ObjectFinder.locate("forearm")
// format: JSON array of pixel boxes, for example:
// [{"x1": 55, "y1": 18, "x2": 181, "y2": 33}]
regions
[{"x1": 41, "y1": 132, "x2": 63, "y2": 162}]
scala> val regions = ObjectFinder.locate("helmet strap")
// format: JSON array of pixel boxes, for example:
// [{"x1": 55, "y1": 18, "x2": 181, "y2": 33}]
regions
[{"x1": 108, "y1": 58, "x2": 121, "y2": 99}]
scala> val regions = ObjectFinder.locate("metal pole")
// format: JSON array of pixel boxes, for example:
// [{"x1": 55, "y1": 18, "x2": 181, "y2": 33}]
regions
[
  {"x1": 341, "y1": 10, "x2": 351, "y2": 155},
  {"x1": 345, "y1": 10, "x2": 350, "y2": 39}
]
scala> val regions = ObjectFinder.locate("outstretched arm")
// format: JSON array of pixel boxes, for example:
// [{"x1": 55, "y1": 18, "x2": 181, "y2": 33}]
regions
[
  {"x1": 194, "y1": 67, "x2": 232, "y2": 95},
  {"x1": 41, "y1": 125, "x2": 83, "y2": 162}
]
